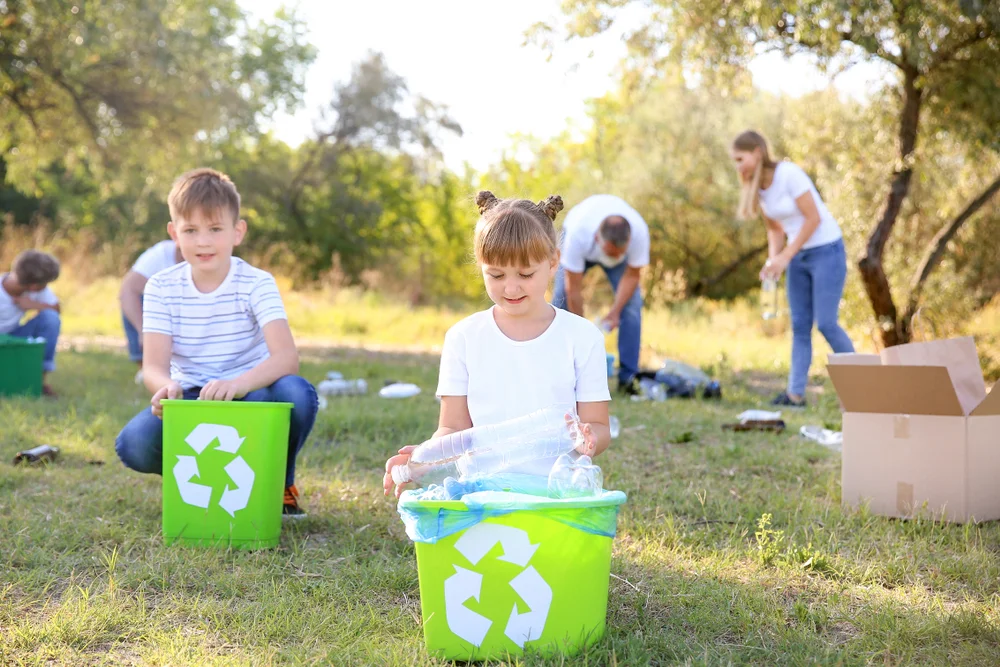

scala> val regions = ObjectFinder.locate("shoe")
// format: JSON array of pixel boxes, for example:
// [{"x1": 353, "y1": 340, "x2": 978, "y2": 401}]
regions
[
  {"x1": 283, "y1": 485, "x2": 307, "y2": 518},
  {"x1": 616, "y1": 378, "x2": 640, "y2": 397},
  {"x1": 42, "y1": 384, "x2": 58, "y2": 398},
  {"x1": 770, "y1": 391, "x2": 806, "y2": 408}
]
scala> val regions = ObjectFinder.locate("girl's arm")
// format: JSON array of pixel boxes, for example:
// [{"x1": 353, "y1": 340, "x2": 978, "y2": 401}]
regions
[
  {"x1": 383, "y1": 396, "x2": 472, "y2": 497},
  {"x1": 576, "y1": 400, "x2": 611, "y2": 458}
]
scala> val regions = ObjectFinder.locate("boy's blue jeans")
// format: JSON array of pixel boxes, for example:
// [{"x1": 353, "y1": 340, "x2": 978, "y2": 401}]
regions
[
  {"x1": 552, "y1": 261, "x2": 642, "y2": 385},
  {"x1": 786, "y1": 238, "x2": 855, "y2": 396},
  {"x1": 115, "y1": 375, "x2": 318, "y2": 488},
  {"x1": 8, "y1": 309, "x2": 61, "y2": 372}
]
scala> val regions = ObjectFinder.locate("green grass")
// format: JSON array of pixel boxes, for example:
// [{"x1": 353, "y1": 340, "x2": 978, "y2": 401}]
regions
[{"x1": 3, "y1": 337, "x2": 1000, "y2": 665}]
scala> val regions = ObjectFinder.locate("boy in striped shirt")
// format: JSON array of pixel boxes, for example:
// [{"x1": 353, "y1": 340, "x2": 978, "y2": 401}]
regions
[{"x1": 115, "y1": 168, "x2": 318, "y2": 517}]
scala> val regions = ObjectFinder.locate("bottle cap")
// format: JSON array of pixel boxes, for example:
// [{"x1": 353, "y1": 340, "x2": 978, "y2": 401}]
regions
[{"x1": 391, "y1": 464, "x2": 411, "y2": 485}]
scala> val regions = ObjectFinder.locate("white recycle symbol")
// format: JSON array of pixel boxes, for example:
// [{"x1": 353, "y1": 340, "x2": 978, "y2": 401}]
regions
[
  {"x1": 173, "y1": 423, "x2": 255, "y2": 518},
  {"x1": 445, "y1": 523, "x2": 553, "y2": 648}
]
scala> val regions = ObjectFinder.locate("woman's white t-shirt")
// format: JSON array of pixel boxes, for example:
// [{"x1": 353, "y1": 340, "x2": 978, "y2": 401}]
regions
[
  {"x1": 759, "y1": 161, "x2": 842, "y2": 249},
  {"x1": 436, "y1": 306, "x2": 612, "y2": 474}
]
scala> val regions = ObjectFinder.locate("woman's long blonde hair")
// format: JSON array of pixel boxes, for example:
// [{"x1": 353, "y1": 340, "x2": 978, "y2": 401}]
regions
[{"x1": 733, "y1": 130, "x2": 777, "y2": 221}]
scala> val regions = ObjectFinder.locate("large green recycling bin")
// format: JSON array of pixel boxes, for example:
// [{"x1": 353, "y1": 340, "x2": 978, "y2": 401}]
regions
[
  {"x1": 161, "y1": 399, "x2": 291, "y2": 549},
  {"x1": 400, "y1": 491, "x2": 626, "y2": 660}
]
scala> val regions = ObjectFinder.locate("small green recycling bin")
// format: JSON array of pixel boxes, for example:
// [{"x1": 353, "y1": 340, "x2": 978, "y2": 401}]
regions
[
  {"x1": 161, "y1": 399, "x2": 292, "y2": 549},
  {"x1": 0, "y1": 334, "x2": 44, "y2": 397},
  {"x1": 398, "y1": 490, "x2": 627, "y2": 660}
]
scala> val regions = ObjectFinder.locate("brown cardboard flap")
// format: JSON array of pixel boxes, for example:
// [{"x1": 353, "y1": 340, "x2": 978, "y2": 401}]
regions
[
  {"x1": 828, "y1": 365, "x2": 964, "y2": 415},
  {"x1": 972, "y1": 381, "x2": 1000, "y2": 416},
  {"x1": 879, "y1": 337, "x2": 985, "y2": 415},
  {"x1": 828, "y1": 353, "x2": 881, "y2": 365}
]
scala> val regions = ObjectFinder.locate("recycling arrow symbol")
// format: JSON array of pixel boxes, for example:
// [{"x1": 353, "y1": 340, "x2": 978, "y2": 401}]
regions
[
  {"x1": 173, "y1": 423, "x2": 255, "y2": 518},
  {"x1": 445, "y1": 523, "x2": 552, "y2": 648}
]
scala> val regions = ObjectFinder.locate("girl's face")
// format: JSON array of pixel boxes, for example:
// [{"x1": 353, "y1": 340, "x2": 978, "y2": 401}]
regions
[
  {"x1": 482, "y1": 254, "x2": 558, "y2": 317},
  {"x1": 730, "y1": 147, "x2": 759, "y2": 181}
]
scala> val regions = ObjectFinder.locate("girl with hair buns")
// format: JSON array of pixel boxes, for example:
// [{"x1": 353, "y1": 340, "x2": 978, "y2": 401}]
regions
[
  {"x1": 383, "y1": 191, "x2": 612, "y2": 497},
  {"x1": 731, "y1": 130, "x2": 855, "y2": 408}
]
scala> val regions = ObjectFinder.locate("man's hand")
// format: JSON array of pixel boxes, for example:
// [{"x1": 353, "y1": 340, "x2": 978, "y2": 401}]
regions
[
  {"x1": 13, "y1": 295, "x2": 42, "y2": 311},
  {"x1": 151, "y1": 382, "x2": 183, "y2": 418},
  {"x1": 199, "y1": 379, "x2": 249, "y2": 402},
  {"x1": 601, "y1": 312, "x2": 621, "y2": 333}
]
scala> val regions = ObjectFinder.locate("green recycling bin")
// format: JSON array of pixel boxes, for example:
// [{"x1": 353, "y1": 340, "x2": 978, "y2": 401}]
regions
[
  {"x1": 161, "y1": 399, "x2": 292, "y2": 549},
  {"x1": 398, "y1": 490, "x2": 627, "y2": 660},
  {"x1": 0, "y1": 334, "x2": 44, "y2": 397}
]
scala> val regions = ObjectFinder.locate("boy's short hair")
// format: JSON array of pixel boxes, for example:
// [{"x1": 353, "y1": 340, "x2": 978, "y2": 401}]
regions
[
  {"x1": 599, "y1": 215, "x2": 631, "y2": 249},
  {"x1": 168, "y1": 168, "x2": 241, "y2": 224},
  {"x1": 13, "y1": 250, "x2": 60, "y2": 286}
]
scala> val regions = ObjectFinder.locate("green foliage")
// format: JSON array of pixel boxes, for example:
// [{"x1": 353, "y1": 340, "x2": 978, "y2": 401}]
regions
[{"x1": 754, "y1": 512, "x2": 786, "y2": 567}]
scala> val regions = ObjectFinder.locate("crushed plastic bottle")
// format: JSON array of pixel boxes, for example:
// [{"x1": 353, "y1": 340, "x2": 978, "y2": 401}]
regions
[
  {"x1": 390, "y1": 404, "x2": 583, "y2": 488},
  {"x1": 547, "y1": 453, "x2": 603, "y2": 498},
  {"x1": 638, "y1": 378, "x2": 666, "y2": 402},
  {"x1": 656, "y1": 359, "x2": 711, "y2": 387},
  {"x1": 379, "y1": 383, "x2": 421, "y2": 399},
  {"x1": 609, "y1": 415, "x2": 620, "y2": 439}
]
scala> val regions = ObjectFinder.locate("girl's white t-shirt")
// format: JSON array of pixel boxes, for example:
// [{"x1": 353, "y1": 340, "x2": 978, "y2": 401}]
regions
[
  {"x1": 759, "y1": 161, "x2": 842, "y2": 249},
  {"x1": 436, "y1": 306, "x2": 611, "y2": 474}
]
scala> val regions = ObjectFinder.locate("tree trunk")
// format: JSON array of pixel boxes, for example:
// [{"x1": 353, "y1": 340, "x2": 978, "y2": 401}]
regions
[
  {"x1": 857, "y1": 65, "x2": 922, "y2": 347},
  {"x1": 901, "y1": 174, "x2": 1000, "y2": 325}
]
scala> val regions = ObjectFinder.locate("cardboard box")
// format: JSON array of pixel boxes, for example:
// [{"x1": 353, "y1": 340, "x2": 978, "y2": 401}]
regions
[{"x1": 827, "y1": 338, "x2": 1000, "y2": 523}]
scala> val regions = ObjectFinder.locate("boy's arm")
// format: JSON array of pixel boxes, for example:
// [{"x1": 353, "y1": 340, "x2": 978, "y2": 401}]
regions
[
  {"x1": 199, "y1": 319, "x2": 299, "y2": 401},
  {"x1": 142, "y1": 332, "x2": 175, "y2": 394},
  {"x1": 14, "y1": 288, "x2": 60, "y2": 314}
]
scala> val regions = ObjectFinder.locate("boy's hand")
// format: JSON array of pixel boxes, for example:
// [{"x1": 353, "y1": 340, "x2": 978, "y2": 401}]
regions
[
  {"x1": 384, "y1": 445, "x2": 417, "y2": 498},
  {"x1": 574, "y1": 422, "x2": 598, "y2": 458},
  {"x1": 199, "y1": 379, "x2": 249, "y2": 402},
  {"x1": 151, "y1": 382, "x2": 183, "y2": 419}
]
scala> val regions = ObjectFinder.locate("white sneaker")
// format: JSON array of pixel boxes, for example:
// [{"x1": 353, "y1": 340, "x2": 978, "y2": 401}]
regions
[{"x1": 134, "y1": 369, "x2": 144, "y2": 385}]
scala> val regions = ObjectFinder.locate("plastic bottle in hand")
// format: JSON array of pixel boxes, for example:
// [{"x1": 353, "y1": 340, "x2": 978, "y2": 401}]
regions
[
  {"x1": 761, "y1": 278, "x2": 779, "y2": 321},
  {"x1": 390, "y1": 404, "x2": 584, "y2": 488}
]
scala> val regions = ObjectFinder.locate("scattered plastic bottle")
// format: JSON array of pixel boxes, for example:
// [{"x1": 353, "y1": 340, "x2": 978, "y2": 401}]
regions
[
  {"x1": 656, "y1": 359, "x2": 711, "y2": 387},
  {"x1": 390, "y1": 404, "x2": 583, "y2": 487},
  {"x1": 317, "y1": 377, "x2": 368, "y2": 396},
  {"x1": 609, "y1": 415, "x2": 620, "y2": 439},
  {"x1": 638, "y1": 378, "x2": 667, "y2": 402},
  {"x1": 761, "y1": 277, "x2": 779, "y2": 321},
  {"x1": 13, "y1": 444, "x2": 59, "y2": 465}
]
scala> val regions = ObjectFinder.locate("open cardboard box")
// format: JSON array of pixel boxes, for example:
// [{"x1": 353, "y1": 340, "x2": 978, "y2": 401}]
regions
[{"x1": 827, "y1": 336, "x2": 1000, "y2": 523}]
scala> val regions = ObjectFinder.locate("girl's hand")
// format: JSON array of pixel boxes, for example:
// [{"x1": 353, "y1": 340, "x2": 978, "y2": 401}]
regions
[
  {"x1": 575, "y1": 422, "x2": 598, "y2": 457},
  {"x1": 384, "y1": 445, "x2": 417, "y2": 498}
]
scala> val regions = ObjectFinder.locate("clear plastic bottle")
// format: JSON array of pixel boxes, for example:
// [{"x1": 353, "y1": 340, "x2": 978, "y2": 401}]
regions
[
  {"x1": 317, "y1": 378, "x2": 368, "y2": 396},
  {"x1": 390, "y1": 404, "x2": 583, "y2": 487},
  {"x1": 761, "y1": 277, "x2": 779, "y2": 321}
]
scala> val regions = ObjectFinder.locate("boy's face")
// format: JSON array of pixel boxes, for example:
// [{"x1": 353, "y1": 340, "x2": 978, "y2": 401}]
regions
[
  {"x1": 481, "y1": 254, "x2": 559, "y2": 318},
  {"x1": 167, "y1": 208, "x2": 246, "y2": 275}
]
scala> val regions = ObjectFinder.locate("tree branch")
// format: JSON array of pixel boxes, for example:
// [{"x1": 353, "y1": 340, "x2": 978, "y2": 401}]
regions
[
  {"x1": 688, "y1": 241, "x2": 768, "y2": 297},
  {"x1": 930, "y1": 27, "x2": 995, "y2": 68},
  {"x1": 902, "y1": 173, "x2": 1000, "y2": 324}
]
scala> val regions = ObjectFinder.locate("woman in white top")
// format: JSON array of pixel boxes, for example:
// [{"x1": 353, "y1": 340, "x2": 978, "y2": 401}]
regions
[{"x1": 731, "y1": 130, "x2": 855, "y2": 407}]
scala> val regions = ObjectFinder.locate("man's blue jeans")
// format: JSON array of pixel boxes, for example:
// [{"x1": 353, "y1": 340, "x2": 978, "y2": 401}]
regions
[
  {"x1": 8, "y1": 309, "x2": 61, "y2": 372},
  {"x1": 115, "y1": 375, "x2": 318, "y2": 488},
  {"x1": 552, "y1": 261, "x2": 642, "y2": 385}
]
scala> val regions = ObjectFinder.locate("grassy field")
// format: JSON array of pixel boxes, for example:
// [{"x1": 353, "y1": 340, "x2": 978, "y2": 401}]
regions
[{"x1": 3, "y1": 304, "x2": 1000, "y2": 665}]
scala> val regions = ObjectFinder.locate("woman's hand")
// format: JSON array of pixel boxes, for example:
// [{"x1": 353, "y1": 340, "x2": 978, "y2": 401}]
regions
[
  {"x1": 761, "y1": 253, "x2": 790, "y2": 280},
  {"x1": 383, "y1": 445, "x2": 417, "y2": 498}
]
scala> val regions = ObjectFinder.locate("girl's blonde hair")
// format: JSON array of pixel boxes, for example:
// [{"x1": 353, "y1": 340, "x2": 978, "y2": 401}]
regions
[
  {"x1": 474, "y1": 191, "x2": 564, "y2": 267},
  {"x1": 733, "y1": 130, "x2": 777, "y2": 221}
]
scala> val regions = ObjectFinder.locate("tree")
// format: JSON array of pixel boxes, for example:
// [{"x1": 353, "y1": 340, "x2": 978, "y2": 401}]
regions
[
  {"x1": 0, "y1": 0, "x2": 315, "y2": 192},
  {"x1": 535, "y1": 0, "x2": 1000, "y2": 345}
]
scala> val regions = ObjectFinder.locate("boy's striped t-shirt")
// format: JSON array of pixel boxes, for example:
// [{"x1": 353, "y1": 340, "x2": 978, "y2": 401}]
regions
[{"x1": 142, "y1": 257, "x2": 287, "y2": 389}]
